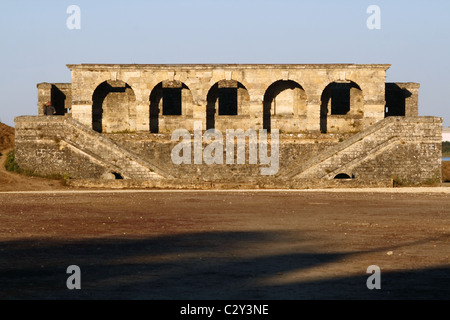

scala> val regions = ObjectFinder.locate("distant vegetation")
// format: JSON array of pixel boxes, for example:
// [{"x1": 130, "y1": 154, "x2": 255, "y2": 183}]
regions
[{"x1": 443, "y1": 142, "x2": 450, "y2": 157}]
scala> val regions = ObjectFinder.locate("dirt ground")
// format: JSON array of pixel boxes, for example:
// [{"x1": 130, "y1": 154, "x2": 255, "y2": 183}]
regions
[
  {"x1": 0, "y1": 189, "x2": 449, "y2": 301},
  {"x1": 0, "y1": 123, "x2": 14, "y2": 151},
  {"x1": 1, "y1": 125, "x2": 450, "y2": 300}
]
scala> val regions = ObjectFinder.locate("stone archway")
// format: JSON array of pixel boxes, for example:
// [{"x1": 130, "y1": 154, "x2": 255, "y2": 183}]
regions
[
  {"x1": 92, "y1": 80, "x2": 136, "y2": 133},
  {"x1": 263, "y1": 80, "x2": 307, "y2": 132},
  {"x1": 149, "y1": 81, "x2": 193, "y2": 133},
  {"x1": 206, "y1": 80, "x2": 250, "y2": 130},
  {"x1": 320, "y1": 81, "x2": 363, "y2": 133}
]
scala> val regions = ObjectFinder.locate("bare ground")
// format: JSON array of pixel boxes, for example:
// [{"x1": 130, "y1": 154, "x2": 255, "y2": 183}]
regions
[
  {"x1": 0, "y1": 189, "x2": 449, "y2": 299},
  {"x1": 0, "y1": 122, "x2": 14, "y2": 151}
]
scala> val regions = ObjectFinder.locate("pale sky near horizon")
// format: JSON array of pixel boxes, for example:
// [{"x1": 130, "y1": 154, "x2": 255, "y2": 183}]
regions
[{"x1": 0, "y1": 0, "x2": 449, "y2": 127}]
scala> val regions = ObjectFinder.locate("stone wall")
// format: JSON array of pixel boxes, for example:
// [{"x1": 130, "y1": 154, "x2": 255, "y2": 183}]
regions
[
  {"x1": 37, "y1": 83, "x2": 72, "y2": 115},
  {"x1": 22, "y1": 64, "x2": 436, "y2": 189},
  {"x1": 108, "y1": 131, "x2": 346, "y2": 181},
  {"x1": 14, "y1": 115, "x2": 168, "y2": 180},
  {"x1": 289, "y1": 117, "x2": 442, "y2": 185},
  {"x1": 14, "y1": 115, "x2": 442, "y2": 188}
]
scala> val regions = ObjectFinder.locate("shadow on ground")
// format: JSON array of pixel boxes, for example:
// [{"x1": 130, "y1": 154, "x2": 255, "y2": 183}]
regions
[{"x1": 0, "y1": 231, "x2": 449, "y2": 300}]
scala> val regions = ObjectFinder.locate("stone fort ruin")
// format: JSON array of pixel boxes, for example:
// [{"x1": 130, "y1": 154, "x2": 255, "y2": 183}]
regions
[{"x1": 15, "y1": 64, "x2": 442, "y2": 188}]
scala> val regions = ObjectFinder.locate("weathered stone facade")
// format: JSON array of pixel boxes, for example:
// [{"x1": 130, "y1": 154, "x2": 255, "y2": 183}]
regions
[
  {"x1": 15, "y1": 64, "x2": 443, "y2": 188},
  {"x1": 67, "y1": 64, "x2": 392, "y2": 134}
]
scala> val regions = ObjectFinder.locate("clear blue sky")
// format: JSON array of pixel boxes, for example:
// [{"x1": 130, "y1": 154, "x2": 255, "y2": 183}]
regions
[{"x1": 0, "y1": 0, "x2": 449, "y2": 127}]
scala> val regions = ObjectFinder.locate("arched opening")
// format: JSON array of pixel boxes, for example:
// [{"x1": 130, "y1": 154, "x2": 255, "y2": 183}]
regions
[
  {"x1": 112, "y1": 172, "x2": 124, "y2": 180},
  {"x1": 149, "y1": 81, "x2": 193, "y2": 133},
  {"x1": 92, "y1": 80, "x2": 136, "y2": 133},
  {"x1": 263, "y1": 80, "x2": 307, "y2": 132},
  {"x1": 320, "y1": 81, "x2": 363, "y2": 133},
  {"x1": 333, "y1": 173, "x2": 353, "y2": 180},
  {"x1": 206, "y1": 80, "x2": 249, "y2": 130}
]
